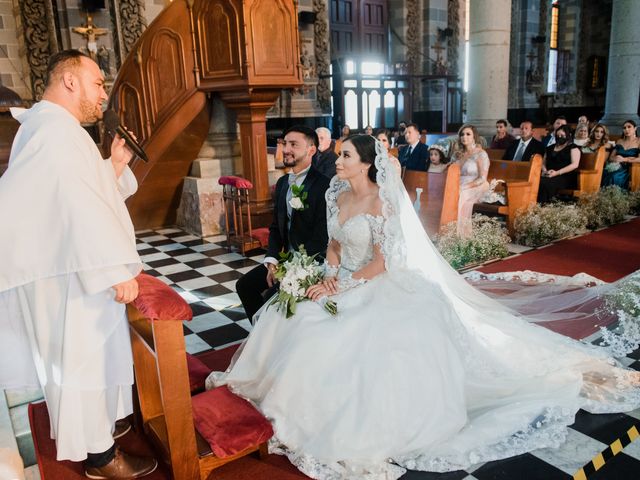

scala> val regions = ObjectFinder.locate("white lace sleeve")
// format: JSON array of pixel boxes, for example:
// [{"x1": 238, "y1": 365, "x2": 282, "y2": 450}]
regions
[
  {"x1": 325, "y1": 177, "x2": 351, "y2": 242},
  {"x1": 369, "y1": 215, "x2": 385, "y2": 247}
]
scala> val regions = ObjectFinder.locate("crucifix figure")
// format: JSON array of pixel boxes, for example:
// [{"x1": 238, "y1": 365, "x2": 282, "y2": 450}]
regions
[
  {"x1": 72, "y1": 14, "x2": 108, "y2": 60},
  {"x1": 431, "y1": 41, "x2": 448, "y2": 75}
]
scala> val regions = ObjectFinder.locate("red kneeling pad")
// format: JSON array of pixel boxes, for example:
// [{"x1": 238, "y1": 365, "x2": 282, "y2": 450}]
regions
[
  {"x1": 191, "y1": 386, "x2": 274, "y2": 458},
  {"x1": 132, "y1": 273, "x2": 193, "y2": 321}
]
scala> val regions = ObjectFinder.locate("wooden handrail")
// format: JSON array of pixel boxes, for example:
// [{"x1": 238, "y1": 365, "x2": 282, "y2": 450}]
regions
[{"x1": 107, "y1": 0, "x2": 303, "y2": 228}]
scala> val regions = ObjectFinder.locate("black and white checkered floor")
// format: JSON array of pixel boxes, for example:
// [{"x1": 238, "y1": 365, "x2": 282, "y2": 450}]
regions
[{"x1": 136, "y1": 227, "x2": 640, "y2": 480}]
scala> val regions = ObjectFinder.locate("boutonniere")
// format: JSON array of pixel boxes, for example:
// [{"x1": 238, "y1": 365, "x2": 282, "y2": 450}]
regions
[{"x1": 289, "y1": 184, "x2": 308, "y2": 211}]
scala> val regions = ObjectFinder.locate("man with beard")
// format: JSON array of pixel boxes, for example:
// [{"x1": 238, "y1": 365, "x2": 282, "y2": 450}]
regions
[
  {"x1": 236, "y1": 126, "x2": 330, "y2": 320},
  {"x1": 0, "y1": 50, "x2": 157, "y2": 478}
]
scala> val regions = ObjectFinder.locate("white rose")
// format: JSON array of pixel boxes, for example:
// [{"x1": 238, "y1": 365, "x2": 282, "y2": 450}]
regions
[{"x1": 289, "y1": 197, "x2": 304, "y2": 210}]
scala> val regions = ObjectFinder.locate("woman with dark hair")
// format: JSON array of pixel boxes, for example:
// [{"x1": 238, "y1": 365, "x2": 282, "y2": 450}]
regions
[
  {"x1": 602, "y1": 120, "x2": 640, "y2": 188},
  {"x1": 537, "y1": 124, "x2": 581, "y2": 203},
  {"x1": 207, "y1": 134, "x2": 640, "y2": 480}
]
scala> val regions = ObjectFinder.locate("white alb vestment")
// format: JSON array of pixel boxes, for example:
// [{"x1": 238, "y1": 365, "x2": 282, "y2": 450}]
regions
[{"x1": 0, "y1": 101, "x2": 142, "y2": 461}]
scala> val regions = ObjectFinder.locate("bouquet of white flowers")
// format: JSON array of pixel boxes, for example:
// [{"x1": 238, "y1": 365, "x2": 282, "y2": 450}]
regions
[{"x1": 270, "y1": 246, "x2": 338, "y2": 318}]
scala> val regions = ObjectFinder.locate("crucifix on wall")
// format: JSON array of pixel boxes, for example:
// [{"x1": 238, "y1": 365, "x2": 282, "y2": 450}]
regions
[{"x1": 72, "y1": 14, "x2": 108, "y2": 61}]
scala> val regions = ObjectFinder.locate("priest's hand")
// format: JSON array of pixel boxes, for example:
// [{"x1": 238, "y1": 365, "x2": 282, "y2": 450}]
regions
[
  {"x1": 110, "y1": 131, "x2": 135, "y2": 179},
  {"x1": 112, "y1": 278, "x2": 139, "y2": 303}
]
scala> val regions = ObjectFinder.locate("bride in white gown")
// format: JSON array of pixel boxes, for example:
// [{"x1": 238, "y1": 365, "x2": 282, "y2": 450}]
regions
[{"x1": 207, "y1": 135, "x2": 640, "y2": 479}]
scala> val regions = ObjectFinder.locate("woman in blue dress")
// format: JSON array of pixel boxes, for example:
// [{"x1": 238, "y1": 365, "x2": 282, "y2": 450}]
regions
[{"x1": 602, "y1": 120, "x2": 640, "y2": 188}]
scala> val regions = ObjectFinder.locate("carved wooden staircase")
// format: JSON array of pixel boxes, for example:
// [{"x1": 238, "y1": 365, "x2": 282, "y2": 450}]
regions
[{"x1": 107, "y1": 0, "x2": 303, "y2": 229}]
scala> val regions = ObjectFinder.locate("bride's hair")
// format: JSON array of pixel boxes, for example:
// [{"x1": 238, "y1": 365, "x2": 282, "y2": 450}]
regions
[{"x1": 344, "y1": 134, "x2": 378, "y2": 183}]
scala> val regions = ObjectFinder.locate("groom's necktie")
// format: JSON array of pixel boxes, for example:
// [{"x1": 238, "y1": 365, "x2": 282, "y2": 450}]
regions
[{"x1": 513, "y1": 141, "x2": 526, "y2": 161}]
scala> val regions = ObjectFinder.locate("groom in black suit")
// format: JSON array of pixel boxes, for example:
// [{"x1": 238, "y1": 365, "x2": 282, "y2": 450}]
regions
[{"x1": 236, "y1": 126, "x2": 331, "y2": 321}]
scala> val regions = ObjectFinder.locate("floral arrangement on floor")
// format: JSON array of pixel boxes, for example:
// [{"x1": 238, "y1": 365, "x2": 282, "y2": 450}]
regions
[
  {"x1": 628, "y1": 190, "x2": 640, "y2": 216},
  {"x1": 578, "y1": 185, "x2": 631, "y2": 230},
  {"x1": 435, "y1": 214, "x2": 511, "y2": 269},
  {"x1": 513, "y1": 203, "x2": 587, "y2": 247},
  {"x1": 271, "y1": 247, "x2": 338, "y2": 318}
]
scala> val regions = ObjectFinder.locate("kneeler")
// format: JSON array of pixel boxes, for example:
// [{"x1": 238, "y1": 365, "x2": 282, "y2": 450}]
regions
[{"x1": 128, "y1": 273, "x2": 273, "y2": 480}]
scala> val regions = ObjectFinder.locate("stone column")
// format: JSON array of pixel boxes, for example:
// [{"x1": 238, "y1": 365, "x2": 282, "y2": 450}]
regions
[
  {"x1": 599, "y1": 0, "x2": 640, "y2": 133},
  {"x1": 176, "y1": 97, "x2": 240, "y2": 237},
  {"x1": 465, "y1": 0, "x2": 512, "y2": 135}
]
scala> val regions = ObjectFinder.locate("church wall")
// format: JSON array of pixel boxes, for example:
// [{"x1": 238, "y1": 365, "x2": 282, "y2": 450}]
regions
[
  {"x1": 144, "y1": 0, "x2": 165, "y2": 25},
  {"x1": 0, "y1": 0, "x2": 31, "y2": 99}
]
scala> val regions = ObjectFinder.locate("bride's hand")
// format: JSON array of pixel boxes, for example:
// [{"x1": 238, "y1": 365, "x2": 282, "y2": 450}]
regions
[
  {"x1": 322, "y1": 276, "x2": 339, "y2": 295},
  {"x1": 306, "y1": 282, "x2": 332, "y2": 301}
]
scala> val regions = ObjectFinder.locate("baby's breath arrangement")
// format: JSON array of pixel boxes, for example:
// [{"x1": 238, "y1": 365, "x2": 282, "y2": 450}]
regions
[
  {"x1": 514, "y1": 203, "x2": 587, "y2": 247},
  {"x1": 435, "y1": 215, "x2": 511, "y2": 269},
  {"x1": 578, "y1": 185, "x2": 630, "y2": 230},
  {"x1": 627, "y1": 190, "x2": 640, "y2": 216}
]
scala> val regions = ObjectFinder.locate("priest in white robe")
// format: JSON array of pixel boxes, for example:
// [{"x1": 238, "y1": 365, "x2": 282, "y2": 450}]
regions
[{"x1": 0, "y1": 50, "x2": 157, "y2": 478}]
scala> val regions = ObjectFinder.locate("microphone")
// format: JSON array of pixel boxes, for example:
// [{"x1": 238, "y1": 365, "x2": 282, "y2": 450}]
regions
[{"x1": 103, "y1": 109, "x2": 148, "y2": 162}]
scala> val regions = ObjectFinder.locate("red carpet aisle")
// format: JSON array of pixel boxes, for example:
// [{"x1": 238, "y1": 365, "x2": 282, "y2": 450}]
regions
[
  {"x1": 29, "y1": 219, "x2": 640, "y2": 480},
  {"x1": 479, "y1": 217, "x2": 640, "y2": 282},
  {"x1": 479, "y1": 217, "x2": 640, "y2": 340}
]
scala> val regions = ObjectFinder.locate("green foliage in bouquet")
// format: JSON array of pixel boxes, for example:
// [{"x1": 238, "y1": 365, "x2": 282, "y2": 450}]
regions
[
  {"x1": 514, "y1": 203, "x2": 587, "y2": 247},
  {"x1": 435, "y1": 214, "x2": 510, "y2": 269},
  {"x1": 270, "y1": 246, "x2": 337, "y2": 318},
  {"x1": 578, "y1": 185, "x2": 630, "y2": 230}
]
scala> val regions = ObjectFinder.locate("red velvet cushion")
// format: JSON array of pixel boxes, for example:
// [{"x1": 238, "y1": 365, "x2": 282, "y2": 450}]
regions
[
  {"x1": 252, "y1": 227, "x2": 270, "y2": 247},
  {"x1": 186, "y1": 353, "x2": 212, "y2": 394},
  {"x1": 218, "y1": 176, "x2": 254, "y2": 189},
  {"x1": 132, "y1": 273, "x2": 193, "y2": 321},
  {"x1": 191, "y1": 386, "x2": 273, "y2": 458}
]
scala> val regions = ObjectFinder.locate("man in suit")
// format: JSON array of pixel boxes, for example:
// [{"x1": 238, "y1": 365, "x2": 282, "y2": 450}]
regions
[
  {"x1": 399, "y1": 123, "x2": 430, "y2": 171},
  {"x1": 503, "y1": 121, "x2": 545, "y2": 161},
  {"x1": 313, "y1": 126, "x2": 337, "y2": 179},
  {"x1": 541, "y1": 116, "x2": 567, "y2": 147},
  {"x1": 236, "y1": 126, "x2": 330, "y2": 321}
]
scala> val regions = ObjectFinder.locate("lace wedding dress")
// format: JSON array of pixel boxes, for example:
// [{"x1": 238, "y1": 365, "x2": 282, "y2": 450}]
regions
[{"x1": 207, "y1": 143, "x2": 640, "y2": 480}]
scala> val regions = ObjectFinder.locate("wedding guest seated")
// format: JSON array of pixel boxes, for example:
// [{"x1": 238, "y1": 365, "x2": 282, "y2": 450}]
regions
[
  {"x1": 542, "y1": 116, "x2": 568, "y2": 147},
  {"x1": 577, "y1": 115, "x2": 589, "y2": 127},
  {"x1": 395, "y1": 121, "x2": 408, "y2": 146},
  {"x1": 503, "y1": 120, "x2": 545, "y2": 161},
  {"x1": 582, "y1": 123, "x2": 613, "y2": 154},
  {"x1": 375, "y1": 129, "x2": 401, "y2": 174},
  {"x1": 537, "y1": 124, "x2": 580, "y2": 203},
  {"x1": 364, "y1": 125, "x2": 373, "y2": 136},
  {"x1": 339, "y1": 124, "x2": 351, "y2": 142},
  {"x1": 314, "y1": 127, "x2": 338, "y2": 179},
  {"x1": 450, "y1": 124, "x2": 490, "y2": 237},
  {"x1": 602, "y1": 119, "x2": 640, "y2": 189},
  {"x1": 573, "y1": 123, "x2": 589, "y2": 146},
  {"x1": 490, "y1": 119, "x2": 516, "y2": 149},
  {"x1": 428, "y1": 144, "x2": 449, "y2": 173},
  {"x1": 398, "y1": 123, "x2": 430, "y2": 172}
]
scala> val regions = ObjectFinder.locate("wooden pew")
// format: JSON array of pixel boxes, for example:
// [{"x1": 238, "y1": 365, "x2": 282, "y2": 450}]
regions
[
  {"x1": 631, "y1": 163, "x2": 640, "y2": 192},
  {"x1": 485, "y1": 148, "x2": 506, "y2": 160},
  {"x1": 474, "y1": 154, "x2": 543, "y2": 236},
  {"x1": 558, "y1": 146, "x2": 607, "y2": 197},
  {"x1": 402, "y1": 163, "x2": 460, "y2": 237},
  {"x1": 128, "y1": 275, "x2": 270, "y2": 480},
  {"x1": 334, "y1": 138, "x2": 342, "y2": 155},
  {"x1": 389, "y1": 147, "x2": 399, "y2": 159}
]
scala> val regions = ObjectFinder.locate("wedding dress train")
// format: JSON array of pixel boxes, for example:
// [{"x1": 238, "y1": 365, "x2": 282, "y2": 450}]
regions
[{"x1": 207, "y1": 144, "x2": 640, "y2": 479}]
